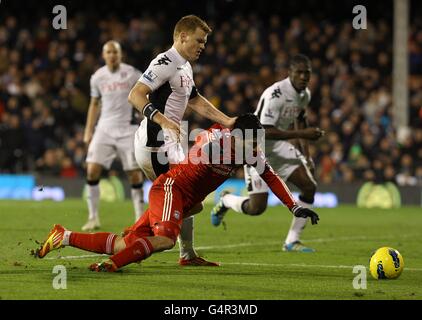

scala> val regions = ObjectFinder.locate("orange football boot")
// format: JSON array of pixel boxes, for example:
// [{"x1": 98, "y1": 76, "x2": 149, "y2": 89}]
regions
[{"x1": 37, "y1": 224, "x2": 66, "y2": 258}]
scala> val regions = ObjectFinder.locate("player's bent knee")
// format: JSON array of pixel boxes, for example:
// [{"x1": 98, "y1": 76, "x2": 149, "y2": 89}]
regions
[
  {"x1": 113, "y1": 236, "x2": 126, "y2": 254},
  {"x1": 87, "y1": 163, "x2": 102, "y2": 180},
  {"x1": 299, "y1": 192, "x2": 315, "y2": 205},
  {"x1": 248, "y1": 204, "x2": 266, "y2": 216},
  {"x1": 153, "y1": 221, "x2": 180, "y2": 245},
  {"x1": 127, "y1": 170, "x2": 144, "y2": 185},
  {"x1": 157, "y1": 236, "x2": 176, "y2": 250},
  {"x1": 189, "y1": 202, "x2": 203, "y2": 215},
  {"x1": 256, "y1": 203, "x2": 267, "y2": 215},
  {"x1": 87, "y1": 173, "x2": 100, "y2": 182},
  {"x1": 302, "y1": 184, "x2": 316, "y2": 201},
  {"x1": 247, "y1": 195, "x2": 268, "y2": 215}
]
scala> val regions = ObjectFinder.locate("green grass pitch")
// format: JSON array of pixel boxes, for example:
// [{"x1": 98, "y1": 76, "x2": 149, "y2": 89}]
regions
[{"x1": 0, "y1": 200, "x2": 421, "y2": 300}]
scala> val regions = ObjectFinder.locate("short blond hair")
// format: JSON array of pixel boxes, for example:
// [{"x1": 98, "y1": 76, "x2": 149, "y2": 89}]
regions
[
  {"x1": 102, "y1": 40, "x2": 121, "y2": 52},
  {"x1": 173, "y1": 15, "x2": 212, "y2": 40}
]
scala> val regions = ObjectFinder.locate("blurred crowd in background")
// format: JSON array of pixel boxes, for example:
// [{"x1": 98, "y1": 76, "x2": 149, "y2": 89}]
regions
[{"x1": 1, "y1": 1, "x2": 422, "y2": 186}]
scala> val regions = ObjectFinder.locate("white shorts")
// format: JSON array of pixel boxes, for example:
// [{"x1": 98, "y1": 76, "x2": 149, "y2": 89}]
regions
[
  {"x1": 134, "y1": 119, "x2": 184, "y2": 180},
  {"x1": 134, "y1": 143, "x2": 169, "y2": 180},
  {"x1": 86, "y1": 126, "x2": 139, "y2": 171},
  {"x1": 244, "y1": 141, "x2": 308, "y2": 194}
]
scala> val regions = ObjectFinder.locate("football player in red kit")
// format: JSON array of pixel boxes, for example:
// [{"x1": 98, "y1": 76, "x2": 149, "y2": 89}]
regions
[{"x1": 36, "y1": 114, "x2": 319, "y2": 272}]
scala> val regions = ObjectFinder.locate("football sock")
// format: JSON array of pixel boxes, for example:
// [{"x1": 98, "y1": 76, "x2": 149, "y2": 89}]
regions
[
  {"x1": 110, "y1": 237, "x2": 153, "y2": 268},
  {"x1": 62, "y1": 231, "x2": 72, "y2": 246},
  {"x1": 178, "y1": 216, "x2": 196, "y2": 260},
  {"x1": 284, "y1": 198, "x2": 313, "y2": 244},
  {"x1": 69, "y1": 232, "x2": 117, "y2": 255},
  {"x1": 86, "y1": 180, "x2": 100, "y2": 220},
  {"x1": 222, "y1": 194, "x2": 249, "y2": 213},
  {"x1": 131, "y1": 183, "x2": 144, "y2": 221},
  {"x1": 297, "y1": 198, "x2": 313, "y2": 209}
]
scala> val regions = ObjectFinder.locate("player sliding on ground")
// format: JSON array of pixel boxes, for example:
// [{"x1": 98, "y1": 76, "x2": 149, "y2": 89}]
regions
[{"x1": 35, "y1": 114, "x2": 319, "y2": 272}]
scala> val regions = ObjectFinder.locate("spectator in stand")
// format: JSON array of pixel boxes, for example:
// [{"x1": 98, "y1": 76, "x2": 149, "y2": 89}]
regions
[{"x1": 0, "y1": 4, "x2": 421, "y2": 186}]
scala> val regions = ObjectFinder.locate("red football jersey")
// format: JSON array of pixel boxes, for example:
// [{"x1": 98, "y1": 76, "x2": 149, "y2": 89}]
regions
[{"x1": 154, "y1": 124, "x2": 296, "y2": 215}]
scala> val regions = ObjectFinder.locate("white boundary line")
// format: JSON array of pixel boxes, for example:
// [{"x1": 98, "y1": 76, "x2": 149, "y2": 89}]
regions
[
  {"x1": 45, "y1": 254, "x2": 107, "y2": 260},
  {"x1": 44, "y1": 254, "x2": 422, "y2": 271},
  {"x1": 221, "y1": 262, "x2": 422, "y2": 272},
  {"x1": 43, "y1": 234, "x2": 422, "y2": 271},
  {"x1": 195, "y1": 233, "x2": 419, "y2": 249}
]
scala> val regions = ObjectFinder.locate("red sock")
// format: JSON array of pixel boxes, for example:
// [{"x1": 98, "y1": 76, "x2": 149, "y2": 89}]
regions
[
  {"x1": 69, "y1": 232, "x2": 117, "y2": 255},
  {"x1": 110, "y1": 237, "x2": 153, "y2": 268}
]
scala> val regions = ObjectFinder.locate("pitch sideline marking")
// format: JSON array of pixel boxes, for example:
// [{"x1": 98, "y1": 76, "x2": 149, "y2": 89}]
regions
[
  {"x1": 44, "y1": 233, "x2": 418, "y2": 258},
  {"x1": 45, "y1": 254, "x2": 108, "y2": 260},
  {"x1": 43, "y1": 255, "x2": 422, "y2": 272},
  {"x1": 43, "y1": 234, "x2": 422, "y2": 271},
  {"x1": 221, "y1": 262, "x2": 422, "y2": 272}
]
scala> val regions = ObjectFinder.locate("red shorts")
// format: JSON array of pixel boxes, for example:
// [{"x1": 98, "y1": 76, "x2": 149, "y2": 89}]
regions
[{"x1": 124, "y1": 177, "x2": 184, "y2": 246}]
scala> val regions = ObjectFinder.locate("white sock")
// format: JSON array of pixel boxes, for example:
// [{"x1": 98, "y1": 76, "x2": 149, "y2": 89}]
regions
[
  {"x1": 131, "y1": 187, "x2": 144, "y2": 221},
  {"x1": 86, "y1": 184, "x2": 100, "y2": 220},
  {"x1": 284, "y1": 199, "x2": 313, "y2": 244},
  {"x1": 222, "y1": 194, "x2": 249, "y2": 213},
  {"x1": 178, "y1": 216, "x2": 196, "y2": 260},
  {"x1": 62, "y1": 230, "x2": 72, "y2": 246},
  {"x1": 297, "y1": 199, "x2": 313, "y2": 209}
]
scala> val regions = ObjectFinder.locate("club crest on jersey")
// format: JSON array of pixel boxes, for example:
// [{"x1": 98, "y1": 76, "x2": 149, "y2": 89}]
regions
[
  {"x1": 209, "y1": 129, "x2": 222, "y2": 141},
  {"x1": 120, "y1": 71, "x2": 127, "y2": 79},
  {"x1": 254, "y1": 179, "x2": 262, "y2": 189},
  {"x1": 173, "y1": 210, "x2": 181, "y2": 220}
]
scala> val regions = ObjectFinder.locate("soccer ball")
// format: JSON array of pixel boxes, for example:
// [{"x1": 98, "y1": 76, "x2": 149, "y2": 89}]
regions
[{"x1": 369, "y1": 247, "x2": 404, "y2": 280}]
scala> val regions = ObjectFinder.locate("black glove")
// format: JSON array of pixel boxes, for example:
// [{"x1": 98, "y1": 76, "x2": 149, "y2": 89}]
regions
[{"x1": 291, "y1": 205, "x2": 320, "y2": 225}]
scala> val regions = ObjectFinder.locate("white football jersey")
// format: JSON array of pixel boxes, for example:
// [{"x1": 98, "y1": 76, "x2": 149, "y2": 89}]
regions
[
  {"x1": 90, "y1": 63, "x2": 141, "y2": 130},
  {"x1": 255, "y1": 77, "x2": 311, "y2": 151},
  {"x1": 137, "y1": 46, "x2": 198, "y2": 148}
]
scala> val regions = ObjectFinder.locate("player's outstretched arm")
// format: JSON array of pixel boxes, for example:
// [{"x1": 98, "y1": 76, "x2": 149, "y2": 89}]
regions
[
  {"x1": 264, "y1": 125, "x2": 324, "y2": 141},
  {"x1": 83, "y1": 97, "x2": 100, "y2": 145},
  {"x1": 188, "y1": 93, "x2": 236, "y2": 128},
  {"x1": 258, "y1": 161, "x2": 319, "y2": 224}
]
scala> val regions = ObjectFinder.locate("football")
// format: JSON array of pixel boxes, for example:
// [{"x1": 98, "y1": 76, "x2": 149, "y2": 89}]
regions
[{"x1": 369, "y1": 247, "x2": 404, "y2": 280}]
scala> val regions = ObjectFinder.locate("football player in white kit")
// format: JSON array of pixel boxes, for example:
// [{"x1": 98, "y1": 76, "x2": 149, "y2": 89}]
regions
[
  {"x1": 128, "y1": 15, "x2": 236, "y2": 266},
  {"x1": 211, "y1": 54, "x2": 325, "y2": 252},
  {"x1": 83, "y1": 41, "x2": 145, "y2": 231}
]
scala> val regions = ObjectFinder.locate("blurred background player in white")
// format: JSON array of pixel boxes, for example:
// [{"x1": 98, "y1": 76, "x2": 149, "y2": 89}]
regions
[
  {"x1": 128, "y1": 15, "x2": 236, "y2": 266},
  {"x1": 83, "y1": 41, "x2": 145, "y2": 231},
  {"x1": 211, "y1": 54, "x2": 325, "y2": 252}
]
